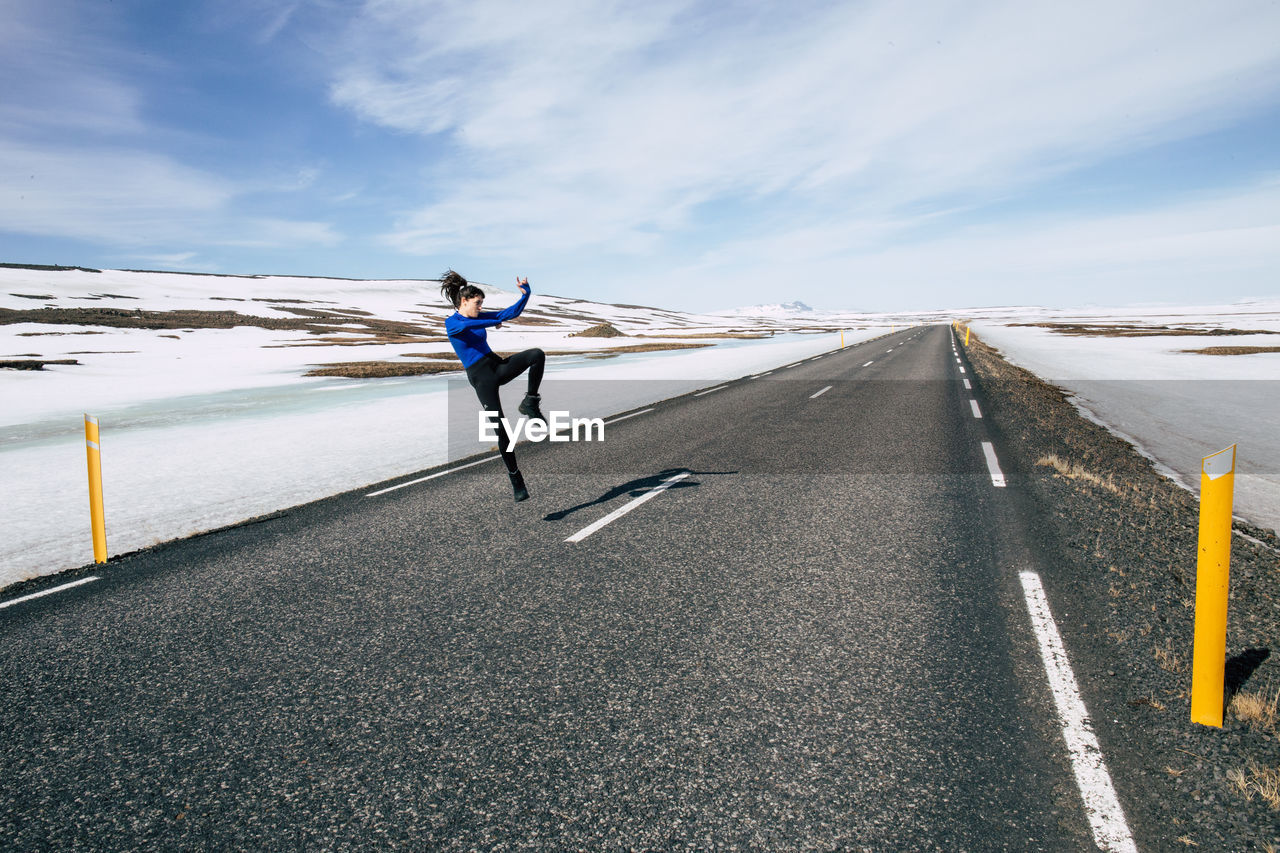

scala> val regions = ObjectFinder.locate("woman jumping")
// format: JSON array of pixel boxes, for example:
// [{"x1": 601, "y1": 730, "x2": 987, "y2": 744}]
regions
[{"x1": 441, "y1": 270, "x2": 547, "y2": 502}]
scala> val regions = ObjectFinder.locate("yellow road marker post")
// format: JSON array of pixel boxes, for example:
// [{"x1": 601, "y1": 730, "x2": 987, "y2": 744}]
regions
[
  {"x1": 1190, "y1": 444, "x2": 1236, "y2": 727},
  {"x1": 84, "y1": 414, "x2": 108, "y2": 564},
  {"x1": 840, "y1": 330, "x2": 844, "y2": 349},
  {"x1": 965, "y1": 326, "x2": 970, "y2": 346}
]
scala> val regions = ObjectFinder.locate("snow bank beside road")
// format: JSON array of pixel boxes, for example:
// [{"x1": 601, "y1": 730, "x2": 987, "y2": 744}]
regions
[
  {"x1": 1, "y1": 328, "x2": 867, "y2": 590},
  {"x1": 971, "y1": 311, "x2": 1280, "y2": 534}
]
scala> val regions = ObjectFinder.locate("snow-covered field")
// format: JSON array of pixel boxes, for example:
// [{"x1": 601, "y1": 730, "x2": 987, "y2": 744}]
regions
[
  {"x1": 0, "y1": 267, "x2": 875, "y2": 588},
  {"x1": 966, "y1": 303, "x2": 1280, "y2": 536},
  {"x1": 3, "y1": 265, "x2": 1277, "y2": 590}
]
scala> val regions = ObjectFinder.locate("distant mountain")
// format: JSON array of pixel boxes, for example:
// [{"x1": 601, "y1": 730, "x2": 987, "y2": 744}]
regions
[{"x1": 716, "y1": 300, "x2": 816, "y2": 317}]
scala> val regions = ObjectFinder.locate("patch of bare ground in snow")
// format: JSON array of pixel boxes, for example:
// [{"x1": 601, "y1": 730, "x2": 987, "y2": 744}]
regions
[
  {"x1": 305, "y1": 342, "x2": 718, "y2": 378},
  {"x1": 1182, "y1": 346, "x2": 1280, "y2": 356},
  {"x1": 304, "y1": 360, "x2": 462, "y2": 378},
  {"x1": 0, "y1": 358, "x2": 80, "y2": 370},
  {"x1": 1009, "y1": 322, "x2": 1277, "y2": 337},
  {"x1": 0, "y1": 306, "x2": 447, "y2": 346},
  {"x1": 966, "y1": 333, "x2": 1280, "y2": 851}
]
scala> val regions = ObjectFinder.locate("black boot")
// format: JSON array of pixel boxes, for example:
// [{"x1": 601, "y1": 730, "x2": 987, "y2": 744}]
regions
[
  {"x1": 518, "y1": 393, "x2": 546, "y2": 422},
  {"x1": 509, "y1": 469, "x2": 529, "y2": 502}
]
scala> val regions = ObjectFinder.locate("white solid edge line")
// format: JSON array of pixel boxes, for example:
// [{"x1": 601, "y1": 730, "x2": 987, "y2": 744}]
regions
[
  {"x1": 603, "y1": 408, "x2": 654, "y2": 426},
  {"x1": 366, "y1": 456, "x2": 502, "y2": 496},
  {"x1": 969, "y1": 399, "x2": 983, "y2": 418},
  {"x1": 1019, "y1": 571, "x2": 1138, "y2": 853},
  {"x1": 810, "y1": 385, "x2": 832, "y2": 399},
  {"x1": 566, "y1": 472, "x2": 690, "y2": 543},
  {"x1": 981, "y1": 441, "x2": 1006, "y2": 487},
  {"x1": 1, "y1": 576, "x2": 100, "y2": 611},
  {"x1": 694, "y1": 384, "x2": 730, "y2": 396}
]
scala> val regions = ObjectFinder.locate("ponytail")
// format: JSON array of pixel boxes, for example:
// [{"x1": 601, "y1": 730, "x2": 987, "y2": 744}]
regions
[{"x1": 439, "y1": 269, "x2": 488, "y2": 308}]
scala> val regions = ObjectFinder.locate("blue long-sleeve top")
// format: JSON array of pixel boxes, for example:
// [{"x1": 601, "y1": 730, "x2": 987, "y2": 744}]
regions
[{"x1": 444, "y1": 286, "x2": 531, "y2": 368}]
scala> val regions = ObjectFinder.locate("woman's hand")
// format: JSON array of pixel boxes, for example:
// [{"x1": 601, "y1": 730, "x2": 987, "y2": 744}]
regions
[{"x1": 516, "y1": 276, "x2": 530, "y2": 294}]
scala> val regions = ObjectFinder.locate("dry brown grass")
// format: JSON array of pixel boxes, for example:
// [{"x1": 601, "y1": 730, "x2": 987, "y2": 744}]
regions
[
  {"x1": 1127, "y1": 695, "x2": 1168, "y2": 711},
  {"x1": 1230, "y1": 686, "x2": 1280, "y2": 734},
  {"x1": 304, "y1": 361, "x2": 462, "y2": 378},
  {"x1": 1153, "y1": 637, "x2": 1185, "y2": 674},
  {"x1": 1010, "y1": 322, "x2": 1274, "y2": 338},
  {"x1": 637, "y1": 332, "x2": 772, "y2": 340},
  {"x1": 528, "y1": 342, "x2": 714, "y2": 356},
  {"x1": 1035, "y1": 454, "x2": 1122, "y2": 494},
  {"x1": 1227, "y1": 760, "x2": 1280, "y2": 810},
  {"x1": 501, "y1": 314, "x2": 561, "y2": 326},
  {"x1": 18, "y1": 329, "x2": 105, "y2": 336},
  {"x1": 2, "y1": 305, "x2": 451, "y2": 348},
  {"x1": 1182, "y1": 346, "x2": 1280, "y2": 356},
  {"x1": 0, "y1": 358, "x2": 80, "y2": 370},
  {"x1": 570, "y1": 322, "x2": 626, "y2": 338}
]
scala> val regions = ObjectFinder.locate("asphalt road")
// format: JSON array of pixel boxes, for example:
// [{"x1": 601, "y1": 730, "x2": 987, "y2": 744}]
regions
[{"x1": 2, "y1": 326, "x2": 1126, "y2": 850}]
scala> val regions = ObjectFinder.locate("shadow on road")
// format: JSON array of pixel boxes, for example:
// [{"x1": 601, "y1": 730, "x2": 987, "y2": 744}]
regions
[{"x1": 543, "y1": 468, "x2": 736, "y2": 522}]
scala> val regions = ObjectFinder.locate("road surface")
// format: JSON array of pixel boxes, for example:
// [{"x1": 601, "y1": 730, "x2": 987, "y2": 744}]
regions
[{"x1": 1, "y1": 326, "x2": 1137, "y2": 850}]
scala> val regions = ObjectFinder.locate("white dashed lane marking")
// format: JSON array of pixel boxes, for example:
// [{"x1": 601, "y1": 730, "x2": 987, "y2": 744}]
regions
[
  {"x1": 981, "y1": 441, "x2": 1006, "y2": 488},
  {"x1": 566, "y1": 472, "x2": 691, "y2": 543}
]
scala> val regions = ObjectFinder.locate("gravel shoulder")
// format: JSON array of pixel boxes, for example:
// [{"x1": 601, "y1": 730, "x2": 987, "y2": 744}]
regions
[{"x1": 966, "y1": 333, "x2": 1280, "y2": 851}]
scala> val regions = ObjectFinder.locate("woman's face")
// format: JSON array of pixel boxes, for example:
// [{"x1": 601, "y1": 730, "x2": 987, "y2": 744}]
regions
[{"x1": 459, "y1": 294, "x2": 484, "y2": 317}]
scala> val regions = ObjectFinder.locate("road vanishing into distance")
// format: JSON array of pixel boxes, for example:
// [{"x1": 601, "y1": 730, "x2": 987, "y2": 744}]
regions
[{"x1": 1, "y1": 326, "x2": 1140, "y2": 850}]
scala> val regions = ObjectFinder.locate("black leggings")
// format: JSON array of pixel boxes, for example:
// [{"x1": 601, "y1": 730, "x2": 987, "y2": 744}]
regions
[{"x1": 466, "y1": 349, "x2": 546, "y2": 472}]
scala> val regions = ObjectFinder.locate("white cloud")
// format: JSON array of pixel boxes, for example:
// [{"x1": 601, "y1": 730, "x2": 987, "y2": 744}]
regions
[
  {"x1": 329, "y1": 0, "x2": 1280, "y2": 269},
  {"x1": 225, "y1": 218, "x2": 344, "y2": 249},
  {"x1": 0, "y1": 0, "x2": 151, "y2": 138},
  {"x1": 0, "y1": 142, "x2": 234, "y2": 244},
  {"x1": 0, "y1": 141, "x2": 341, "y2": 251},
  {"x1": 134, "y1": 252, "x2": 201, "y2": 267},
  {"x1": 0, "y1": 0, "x2": 345, "y2": 256},
  {"x1": 682, "y1": 180, "x2": 1280, "y2": 310}
]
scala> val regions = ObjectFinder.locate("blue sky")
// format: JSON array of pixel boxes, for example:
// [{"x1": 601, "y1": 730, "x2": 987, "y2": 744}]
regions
[{"x1": 2, "y1": 0, "x2": 1278, "y2": 312}]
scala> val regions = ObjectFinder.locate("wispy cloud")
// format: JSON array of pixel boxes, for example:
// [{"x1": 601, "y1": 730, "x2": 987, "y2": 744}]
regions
[
  {"x1": 0, "y1": 141, "x2": 233, "y2": 245},
  {"x1": 0, "y1": 0, "x2": 344, "y2": 257},
  {"x1": 329, "y1": 0, "x2": 1280, "y2": 283},
  {"x1": 0, "y1": 141, "x2": 341, "y2": 251},
  {"x1": 676, "y1": 178, "x2": 1280, "y2": 309},
  {"x1": 1, "y1": 0, "x2": 1276, "y2": 307},
  {"x1": 0, "y1": 0, "x2": 150, "y2": 138}
]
